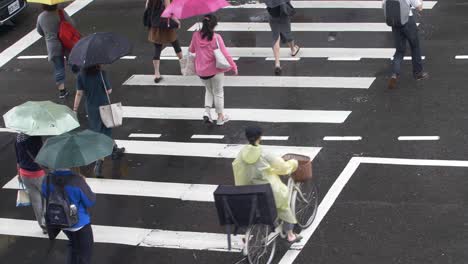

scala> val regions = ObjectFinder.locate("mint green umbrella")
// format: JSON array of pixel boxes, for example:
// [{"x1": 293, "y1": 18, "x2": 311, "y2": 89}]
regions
[
  {"x1": 3, "y1": 101, "x2": 79, "y2": 136},
  {"x1": 35, "y1": 130, "x2": 114, "y2": 169}
]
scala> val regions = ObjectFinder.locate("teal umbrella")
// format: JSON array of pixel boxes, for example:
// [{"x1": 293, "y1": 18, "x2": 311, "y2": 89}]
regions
[
  {"x1": 35, "y1": 130, "x2": 114, "y2": 169},
  {"x1": 3, "y1": 101, "x2": 79, "y2": 136}
]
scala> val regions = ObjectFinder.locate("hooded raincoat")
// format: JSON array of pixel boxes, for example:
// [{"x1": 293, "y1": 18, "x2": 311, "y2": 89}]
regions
[{"x1": 232, "y1": 144, "x2": 298, "y2": 224}]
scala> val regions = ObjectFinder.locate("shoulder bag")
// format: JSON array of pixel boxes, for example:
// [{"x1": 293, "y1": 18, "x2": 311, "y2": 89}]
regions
[
  {"x1": 98, "y1": 72, "x2": 123, "y2": 128},
  {"x1": 214, "y1": 35, "x2": 231, "y2": 70}
]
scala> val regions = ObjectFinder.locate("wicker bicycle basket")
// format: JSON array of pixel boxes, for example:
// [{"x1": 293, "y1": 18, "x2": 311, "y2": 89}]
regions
[{"x1": 282, "y1": 153, "x2": 312, "y2": 182}]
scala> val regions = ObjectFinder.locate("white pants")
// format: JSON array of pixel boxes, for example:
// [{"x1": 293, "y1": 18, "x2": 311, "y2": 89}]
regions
[{"x1": 201, "y1": 73, "x2": 224, "y2": 114}]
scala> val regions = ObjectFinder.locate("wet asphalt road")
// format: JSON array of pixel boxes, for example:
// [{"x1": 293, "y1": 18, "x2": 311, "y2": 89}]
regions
[{"x1": 1, "y1": 0, "x2": 468, "y2": 263}]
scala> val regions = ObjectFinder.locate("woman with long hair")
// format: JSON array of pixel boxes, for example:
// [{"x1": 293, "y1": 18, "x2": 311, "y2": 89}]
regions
[
  {"x1": 189, "y1": 14, "x2": 238, "y2": 126},
  {"x1": 36, "y1": 4, "x2": 75, "y2": 98},
  {"x1": 145, "y1": 0, "x2": 183, "y2": 83},
  {"x1": 72, "y1": 65, "x2": 125, "y2": 177}
]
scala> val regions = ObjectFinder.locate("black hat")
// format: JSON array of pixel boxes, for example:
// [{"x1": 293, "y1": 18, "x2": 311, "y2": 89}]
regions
[{"x1": 245, "y1": 126, "x2": 263, "y2": 144}]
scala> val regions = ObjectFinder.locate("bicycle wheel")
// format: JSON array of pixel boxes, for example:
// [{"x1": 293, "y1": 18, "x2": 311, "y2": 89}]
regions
[
  {"x1": 245, "y1": 224, "x2": 276, "y2": 264},
  {"x1": 291, "y1": 180, "x2": 319, "y2": 228}
]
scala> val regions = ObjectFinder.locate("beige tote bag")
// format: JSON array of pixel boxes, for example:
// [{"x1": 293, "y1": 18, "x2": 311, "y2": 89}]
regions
[{"x1": 99, "y1": 72, "x2": 123, "y2": 128}]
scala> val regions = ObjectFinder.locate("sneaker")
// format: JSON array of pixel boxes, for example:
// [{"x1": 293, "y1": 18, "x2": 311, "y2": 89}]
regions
[
  {"x1": 387, "y1": 75, "x2": 398, "y2": 89},
  {"x1": 94, "y1": 160, "x2": 104, "y2": 178},
  {"x1": 216, "y1": 114, "x2": 230, "y2": 126},
  {"x1": 59, "y1": 89, "x2": 69, "y2": 99},
  {"x1": 111, "y1": 146, "x2": 125, "y2": 160},
  {"x1": 203, "y1": 110, "x2": 213, "y2": 123},
  {"x1": 414, "y1": 72, "x2": 429, "y2": 80}
]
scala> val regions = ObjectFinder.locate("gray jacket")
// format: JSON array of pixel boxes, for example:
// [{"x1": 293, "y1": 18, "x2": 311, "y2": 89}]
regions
[{"x1": 36, "y1": 10, "x2": 75, "y2": 61}]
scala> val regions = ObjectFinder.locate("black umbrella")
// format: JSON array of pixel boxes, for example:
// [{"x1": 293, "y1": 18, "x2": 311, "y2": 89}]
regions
[{"x1": 69, "y1": 32, "x2": 133, "y2": 68}]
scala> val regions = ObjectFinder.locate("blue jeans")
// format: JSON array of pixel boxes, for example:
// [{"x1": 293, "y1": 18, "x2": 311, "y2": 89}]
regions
[
  {"x1": 51, "y1": 56, "x2": 66, "y2": 85},
  {"x1": 391, "y1": 16, "x2": 423, "y2": 76}
]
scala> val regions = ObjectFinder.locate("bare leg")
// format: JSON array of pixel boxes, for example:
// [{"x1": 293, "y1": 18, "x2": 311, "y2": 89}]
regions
[
  {"x1": 153, "y1": 60, "x2": 161, "y2": 79},
  {"x1": 176, "y1": 51, "x2": 183, "y2": 60},
  {"x1": 57, "y1": 83, "x2": 65, "y2": 91},
  {"x1": 273, "y1": 37, "x2": 281, "y2": 68}
]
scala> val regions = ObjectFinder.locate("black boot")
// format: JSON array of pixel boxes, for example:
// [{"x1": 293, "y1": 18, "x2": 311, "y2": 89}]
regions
[
  {"x1": 111, "y1": 146, "x2": 125, "y2": 160},
  {"x1": 94, "y1": 160, "x2": 104, "y2": 178}
]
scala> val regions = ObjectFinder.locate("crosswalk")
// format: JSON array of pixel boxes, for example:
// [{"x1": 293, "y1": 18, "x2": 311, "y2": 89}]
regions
[{"x1": 1, "y1": 1, "x2": 439, "y2": 263}]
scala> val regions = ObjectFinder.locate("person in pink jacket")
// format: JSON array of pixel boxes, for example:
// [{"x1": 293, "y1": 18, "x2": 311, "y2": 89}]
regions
[{"x1": 189, "y1": 14, "x2": 238, "y2": 126}]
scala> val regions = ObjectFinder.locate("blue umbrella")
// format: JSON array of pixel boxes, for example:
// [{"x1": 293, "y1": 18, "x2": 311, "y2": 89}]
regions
[{"x1": 68, "y1": 32, "x2": 132, "y2": 68}]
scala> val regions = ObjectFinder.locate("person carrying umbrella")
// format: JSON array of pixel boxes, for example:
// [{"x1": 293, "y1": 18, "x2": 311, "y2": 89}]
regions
[
  {"x1": 72, "y1": 65, "x2": 125, "y2": 177},
  {"x1": 3, "y1": 101, "x2": 80, "y2": 234},
  {"x1": 69, "y1": 32, "x2": 132, "y2": 178},
  {"x1": 145, "y1": 0, "x2": 183, "y2": 83},
  {"x1": 36, "y1": 3, "x2": 76, "y2": 99},
  {"x1": 15, "y1": 133, "x2": 48, "y2": 234},
  {"x1": 188, "y1": 14, "x2": 237, "y2": 126},
  {"x1": 264, "y1": 0, "x2": 300, "y2": 75}
]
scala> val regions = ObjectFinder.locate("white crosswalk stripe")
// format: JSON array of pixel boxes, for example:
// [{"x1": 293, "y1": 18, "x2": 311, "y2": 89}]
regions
[
  {"x1": 122, "y1": 106, "x2": 351, "y2": 123},
  {"x1": 225, "y1": 1, "x2": 437, "y2": 9},
  {"x1": 124, "y1": 74, "x2": 375, "y2": 89},
  {"x1": 189, "y1": 22, "x2": 399, "y2": 32}
]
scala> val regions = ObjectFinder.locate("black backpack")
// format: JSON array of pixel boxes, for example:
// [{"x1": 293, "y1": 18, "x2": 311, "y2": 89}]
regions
[
  {"x1": 45, "y1": 173, "x2": 79, "y2": 229},
  {"x1": 384, "y1": 0, "x2": 410, "y2": 27}
]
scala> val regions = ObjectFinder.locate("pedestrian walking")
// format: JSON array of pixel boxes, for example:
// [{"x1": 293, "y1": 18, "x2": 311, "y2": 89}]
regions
[
  {"x1": 42, "y1": 169, "x2": 96, "y2": 264},
  {"x1": 14, "y1": 133, "x2": 47, "y2": 234},
  {"x1": 385, "y1": 0, "x2": 429, "y2": 89},
  {"x1": 72, "y1": 65, "x2": 125, "y2": 177},
  {"x1": 145, "y1": 0, "x2": 183, "y2": 83},
  {"x1": 232, "y1": 126, "x2": 302, "y2": 243},
  {"x1": 189, "y1": 14, "x2": 238, "y2": 126},
  {"x1": 266, "y1": 0, "x2": 300, "y2": 75},
  {"x1": 36, "y1": 4, "x2": 75, "y2": 98}
]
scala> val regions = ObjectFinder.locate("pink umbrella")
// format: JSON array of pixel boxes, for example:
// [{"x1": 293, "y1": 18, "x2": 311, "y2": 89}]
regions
[{"x1": 161, "y1": 0, "x2": 230, "y2": 19}]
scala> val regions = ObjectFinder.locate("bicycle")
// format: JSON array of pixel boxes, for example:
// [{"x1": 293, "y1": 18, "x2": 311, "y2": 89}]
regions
[{"x1": 243, "y1": 167, "x2": 319, "y2": 264}]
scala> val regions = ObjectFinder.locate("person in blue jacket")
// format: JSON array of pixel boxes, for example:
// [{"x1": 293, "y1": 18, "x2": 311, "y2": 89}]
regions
[{"x1": 42, "y1": 169, "x2": 96, "y2": 264}]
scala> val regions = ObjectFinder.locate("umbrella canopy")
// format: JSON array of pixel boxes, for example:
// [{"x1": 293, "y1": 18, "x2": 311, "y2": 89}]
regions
[
  {"x1": 3, "y1": 101, "x2": 79, "y2": 136},
  {"x1": 263, "y1": 0, "x2": 289, "y2": 8},
  {"x1": 27, "y1": 0, "x2": 71, "y2": 5},
  {"x1": 161, "y1": 0, "x2": 230, "y2": 19},
  {"x1": 35, "y1": 130, "x2": 114, "y2": 169},
  {"x1": 68, "y1": 32, "x2": 132, "y2": 68}
]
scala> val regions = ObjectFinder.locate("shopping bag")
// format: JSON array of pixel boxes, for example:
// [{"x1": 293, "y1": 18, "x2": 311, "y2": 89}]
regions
[
  {"x1": 181, "y1": 52, "x2": 196, "y2": 76},
  {"x1": 214, "y1": 36, "x2": 231, "y2": 70},
  {"x1": 16, "y1": 181, "x2": 31, "y2": 207},
  {"x1": 99, "y1": 72, "x2": 123, "y2": 128}
]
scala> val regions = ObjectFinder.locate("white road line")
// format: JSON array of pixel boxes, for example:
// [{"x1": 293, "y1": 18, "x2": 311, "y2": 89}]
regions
[
  {"x1": 265, "y1": 57, "x2": 300, "y2": 61},
  {"x1": 4, "y1": 176, "x2": 216, "y2": 202},
  {"x1": 226, "y1": 1, "x2": 437, "y2": 9},
  {"x1": 162, "y1": 47, "x2": 396, "y2": 60},
  {"x1": 0, "y1": 128, "x2": 16, "y2": 133},
  {"x1": 189, "y1": 22, "x2": 395, "y2": 32},
  {"x1": 114, "y1": 140, "x2": 321, "y2": 159},
  {"x1": 18, "y1": 55, "x2": 136, "y2": 60},
  {"x1": 128, "y1": 133, "x2": 162, "y2": 138},
  {"x1": 0, "y1": 218, "x2": 243, "y2": 252},
  {"x1": 0, "y1": 0, "x2": 94, "y2": 68},
  {"x1": 279, "y1": 156, "x2": 468, "y2": 264},
  {"x1": 402, "y1": 56, "x2": 426, "y2": 60},
  {"x1": 455, "y1": 55, "x2": 468, "y2": 59},
  {"x1": 191, "y1": 135, "x2": 225, "y2": 139},
  {"x1": 122, "y1": 106, "x2": 351, "y2": 124},
  {"x1": 397, "y1": 136, "x2": 440, "y2": 141},
  {"x1": 327, "y1": 57, "x2": 361, "y2": 61},
  {"x1": 262, "y1": 136, "x2": 289, "y2": 141},
  {"x1": 323, "y1": 136, "x2": 362, "y2": 141},
  {"x1": 124, "y1": 75, "x2": 375, "y2": 89}
]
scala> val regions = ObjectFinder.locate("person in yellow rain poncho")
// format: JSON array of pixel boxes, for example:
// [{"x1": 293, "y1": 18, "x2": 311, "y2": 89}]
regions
[{"x1": 232, "y1": 126, "x2": 302, "y2": 243}]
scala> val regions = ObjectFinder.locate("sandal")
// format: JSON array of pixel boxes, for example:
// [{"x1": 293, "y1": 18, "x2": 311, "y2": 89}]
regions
[
  {"x1": 154, "y1": 76, "x2": 163, "y2": 83},
  {"x1": 287, "y1": 234, "x2": 303, "y2": 244},
  {"x1": 291, "y1": 45, "x2": 301, "y2": 57},
  {"x1": 274, "y1": 67, "x2": 282, "y2": 76}
]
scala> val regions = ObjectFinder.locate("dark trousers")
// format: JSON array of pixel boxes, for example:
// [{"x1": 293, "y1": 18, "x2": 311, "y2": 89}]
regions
[
  {"x1": 63, "y1": 224, "x2": 94, "y2": 264},
  {"x1": 391, "y1": 16, "x2": 423, "y2": 76},
  {"x1": 153, "y1": 40, "x2": 182, "y2": 60}
]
